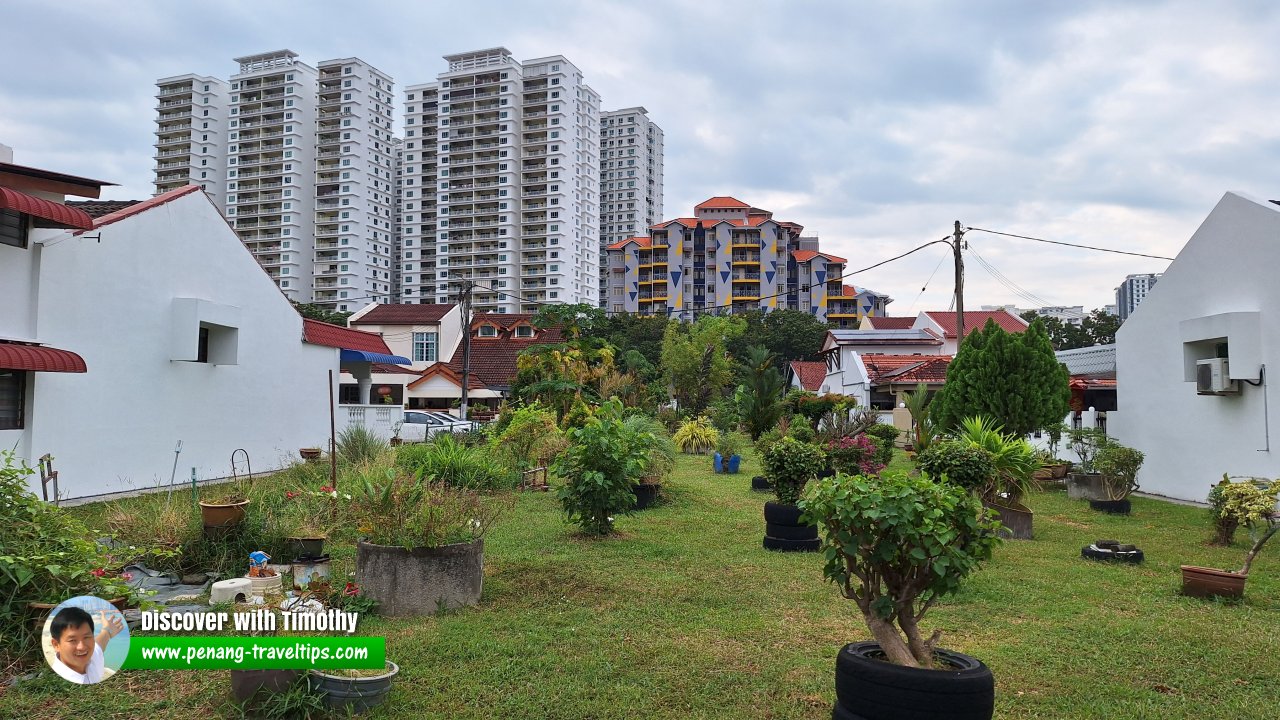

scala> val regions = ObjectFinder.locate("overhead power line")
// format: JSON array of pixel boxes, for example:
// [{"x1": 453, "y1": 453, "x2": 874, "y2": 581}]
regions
[{"x1": 964, "y1": 226, "x2": 1175, "y2": 261}]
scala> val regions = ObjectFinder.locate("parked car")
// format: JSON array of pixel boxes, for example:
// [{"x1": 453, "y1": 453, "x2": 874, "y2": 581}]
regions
[{"x1": 398, "y1": 410, "x2": 473, "y2": 442}]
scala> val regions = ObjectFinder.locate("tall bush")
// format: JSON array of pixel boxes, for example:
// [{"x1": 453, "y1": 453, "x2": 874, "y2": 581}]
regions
[
  {"x1": 762, "y1": 436, "x2": 827, "y2": 506},
  {"x1": 735, "y1": 345, "x2": 786, "y2": 440},
  {"x1": 556, "y1": 403, "x2": 654, "y2": 535},
  {"x1": 931, "y1": 319, "x2": 1070, "y2": 437}
]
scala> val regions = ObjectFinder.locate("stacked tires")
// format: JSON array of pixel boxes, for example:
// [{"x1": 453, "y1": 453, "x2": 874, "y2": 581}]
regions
[
  {"x1": 762, "y1": 501, "x2": 820, "y2": 552},
  {"x1": 833, "y1": 642, "x2": 994, "y2": 720}
]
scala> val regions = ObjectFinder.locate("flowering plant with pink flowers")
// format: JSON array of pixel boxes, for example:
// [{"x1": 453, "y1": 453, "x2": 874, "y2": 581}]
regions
[{"x1": 826, "y1": 434, "x2": 886, "y2": 477}]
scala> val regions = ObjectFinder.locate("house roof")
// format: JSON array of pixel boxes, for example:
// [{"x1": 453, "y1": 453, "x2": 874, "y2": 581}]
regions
[
  {"x1": 65, "y1": 200, "x2": 144, "y2": 218},
  {"x1": 828, "y1": 328, "x2": 944, "y2": 346},
  {"x1": 350, "y1": 303, "x2": 456, "y2": 325},
  {"x1": 1056, "y1": 343, "x2": 1116, "y2": 379},
  {"x1": 80, "y1": 185, "x2": 205, "y2": 233},
  {"x1": 0, "y1": 341, "x2": 88, "y2": 373},
  {"x1": 841, "y1": 284, "x2": 890, "y2": 299},
  {"x1": 863, "y1": 316, "x2": 916, "y2": 329},
  {"x1": 861, "y1": 354, "x2": 953, "y2": 385},
  {"x1": 650, "y1": 215, "x2": 773, "y2": 230},
  {"x1": 923, "y1": 310, "x2": 1028, "y2": 338},
  {"x1": 371, "y1": 362, "x2": 423, "y2": 375},
  {"x1": 444, "y1": 314, "x2": 563, "y2": 388},
  {"x1": 0, "y1": 161, "x2": 115, "y2": 195},
  {"x1": 788, "y1": 360, "x2": 827, "y2": 391},
  {"x1": 791, "y1": 249, "x2": 847, "y2": 264},
  {"x1": 607, "y1": 236, "x2": 652, "y2": 250},
  {"x1": 695, "y1": 196, "x2": 751, "y2": 209},
  {"x1": 301, "y1": 318, "x2": 394, "y2": 354},
  {"x1": 406, "y1": 362, "x2": 488, "y2": 390}
]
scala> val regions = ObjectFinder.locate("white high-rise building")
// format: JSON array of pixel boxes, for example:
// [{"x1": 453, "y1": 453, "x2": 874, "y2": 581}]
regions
[
  {"x1": 312, "y1": 58, "x2": 397, "y2": 311},
  {"x1": 599, "y1": 107, "x2": 664, "y2": 304},
  {"x1": 152, "y1": 50, "x2": 395, "y2": 311},
  {"x1": 153, "y1": 74, "x2": 229, "y2": 206},
  {"x1": 1115, "y1": 272, "x2": 1162, "y2": 321},
  {"x1": 398, "y1": 48, "x2": 601, "y2": 311}
]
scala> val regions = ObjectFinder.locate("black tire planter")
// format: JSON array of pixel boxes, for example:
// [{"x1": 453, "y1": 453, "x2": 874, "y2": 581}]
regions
[
  {"x1": 763, "y1": 501, "x2": 819, "y2": 552},
  {"x1": 832, "y1": 701, "x2": 866, "y2": 720},
  {"x1": 834, "y1": 642, "x2": 994, "y2": 720},
  {"x1": 1081, "y1": 544, "x2": 1144, "y2": 564},
  {"x1": 1089, "y1": 498, "x2": 1131, "y2": 515},
  {"x1": 751, "y1": 475, "x2": 771, "y2": 492},
  {"x1": 633, "y1": 482, "x2": 661, "y2": 510},
  {"x1": 356, "y1": 539, "x2": 483, "y2": 616},
  {"x1": 310, "y1": 662, "x2": 399, "y2": 714}
]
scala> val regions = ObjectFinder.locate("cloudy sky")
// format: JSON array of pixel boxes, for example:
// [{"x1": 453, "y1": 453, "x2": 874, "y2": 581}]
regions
[{"x1": 3, "y1": 0, "x2": 1275, "y2": 313}]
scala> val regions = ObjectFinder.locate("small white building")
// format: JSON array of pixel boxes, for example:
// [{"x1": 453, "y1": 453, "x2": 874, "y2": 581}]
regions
[
  {"x1": 1113, "y1": 192, "x2": 1279, "y2": 502},
  {"x1": 342, "y1": 303, "x2": 462, "y2": 408},
  {"x1": 2, "y1": 165, "x2": 407, "y2": 500}
]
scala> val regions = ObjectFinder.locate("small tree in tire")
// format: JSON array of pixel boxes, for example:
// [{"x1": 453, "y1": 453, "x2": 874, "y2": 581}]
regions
[
  {"x1": 762, "y1": 436, "x2": 826, "y2": 506},
  {"x1": 800, "y1": 471, "x2": 1002, "y2": 668}
]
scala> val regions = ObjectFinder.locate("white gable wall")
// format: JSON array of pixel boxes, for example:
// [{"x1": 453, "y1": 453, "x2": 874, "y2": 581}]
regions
[
  {"x1": 28, "y1": 191, "x2": 337, "y2": 499},
  {"x1": 1113, "y1": 192, "x2": 1280, "y2": 502}
]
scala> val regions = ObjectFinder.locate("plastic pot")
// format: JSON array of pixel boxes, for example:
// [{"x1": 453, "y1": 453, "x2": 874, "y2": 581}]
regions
[
  {"x1": 310, "y1": 662, "x2": 398, "y2": 714},
  {"x1": 726, "y1": 454, "x2": 742, "y2": 474},
  {"x1": 633, "y1": 482, "x2": 661, "y2": 510},
  {"x1": 199, "y1": 499, "x2": 249, "y2": 528},
  {"x1": 1180, "y1": 565, "x2": 1247, "y2": 599}
]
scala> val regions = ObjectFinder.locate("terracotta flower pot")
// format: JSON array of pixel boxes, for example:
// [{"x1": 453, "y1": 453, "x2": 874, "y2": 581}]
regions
[
  {"x1": 200, "y1": 499, "x2": 249, "y2": 528},
  {"x1": 1180, "y1": 565, "x2": 1247, "y2": 599},
  {"x1": 300, "y1": 447, "x2": 323, "y2": 461}
]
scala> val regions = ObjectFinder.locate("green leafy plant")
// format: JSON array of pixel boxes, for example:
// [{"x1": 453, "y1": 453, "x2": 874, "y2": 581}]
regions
[
  {"x1": 673, "y1": 416, "x2": 719, "y2": 455},
  {"x1": 348, "y1": 468, "x2": 505, "y2": 549},
  {"x1": 863, "y1": 423, "x2": 901, "y2": 466},
  {"x1": 800, "y1": 471, "x2": 1002, "y2": 668},
  {"x1": 1093, "y1": 443, "x2": 1145, "y2": 501},
  {"x1": 494, "y1": 402, "x2": 566, "y2": 471},
  {"x1": 337, "y1": 424, "x2": 391, "y2": 466},
  {"x1": 916, "y1": 439, "x2": 997, "y2": 495},
  {"x1": 716, "y1": 431, "x2": 747, "y2": 459},
  {"x1": 901, "y1": 382, "x2": 936, "y2": 452},
  {"x1": 622, "y1": 414, "x2": 677, "y2": 484},
  {"x1": 555, "y1": 402, "x2": 654, "y2": 534},
  {"x1": 955, "y1": 416, "x2": 1039, "y2": 503},
  {"x1": 396, "y1": 433, "x2": 517, "y2": 490},
  {"x1": 1066, "y1": 426, "x2": 1113, "y2": 474},
  {"x1": 815, "y1": 404, "x2": 879, "y2": 444},
  {"x1": 735, "y1": 345, "x2": 786, "y2": 440},
  {"x1": 761, "y1": 436, "x2": 827, "y2": 506}
]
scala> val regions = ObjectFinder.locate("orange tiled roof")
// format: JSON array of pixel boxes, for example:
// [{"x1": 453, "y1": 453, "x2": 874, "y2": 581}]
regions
[
  {"x1": 791, "y1": 250, "x2": 847, "y2": 264},
  {"x1": 924, "y1": 310, "x2": 1028, "y2": 338},
  {"x1": 695, "y1": 196, "x2": 751, "y2": 209},
  {"x1": 788, "y1": 360, "x2": 828, "y2": 392},
  {"x1": 607, "y1": 236, "x2": 652, "y2": 250},
  {"x1": 863, "y1": 316, "x2": 917, "y2": 329},
  {"x1": 862, "y1": 354, "x2": 953, "y2": 385}
]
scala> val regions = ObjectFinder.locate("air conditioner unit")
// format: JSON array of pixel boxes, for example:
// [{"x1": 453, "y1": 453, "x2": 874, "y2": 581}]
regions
[{"x1": 1197, "y1": 358, "x2": 1240, "y2": 395}]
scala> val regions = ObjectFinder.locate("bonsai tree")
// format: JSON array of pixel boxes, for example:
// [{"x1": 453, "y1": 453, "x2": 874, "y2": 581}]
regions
[
  {"x1": 1092, "y1": 443, "x2": 1145, "y2": 501},
  {"x1": 1236, "y1": 483, "x2": 1280, "y2": 576},
  {"x1": 800, "y1": 471, "x2": 1002, "y2": 667},
  {"x1": 761, "y1": 436, "x2": 827, "y2": 506},
  {"x1": 1210, "y1": 476, "x2": 1280, "y2": 559},
  {"x1": 1066, "y1": 426, "x2": 1112, "y2": 474}
]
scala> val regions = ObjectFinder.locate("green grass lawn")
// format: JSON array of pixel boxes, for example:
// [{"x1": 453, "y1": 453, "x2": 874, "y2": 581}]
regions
[{"x1": 3, "y1": 451, "x2": 1278, "y2": 719}]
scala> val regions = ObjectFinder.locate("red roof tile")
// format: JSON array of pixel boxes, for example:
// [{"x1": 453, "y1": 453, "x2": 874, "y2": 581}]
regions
[
  {"x1": 444, "y1": 315, "x2": 563, "y2": 387},
  {"x1": 65, "y1": 200, "x2": 144, "y2": 218},
  {"x1": 350, "y1": 303, "x2": 456, "y2": 325},
  {"x1": 81, "y1": 185, "x2": 204, "y2": 232},
  {"x1": 695, "y1": 196, "x2": 751, "y2": 209},
  {"x1": 301, "y1": 318, "x2": 393, "y2": 354},
  {"x1": 371, "y1": 363, "x2": 423, "y2": 374},
  {"x1": 407, "y1": 363, "x2": 488, "y2": 390},
  {"x1": 789, "y1": 360, "x2": 827, "y2": 392},
  {"x1": 863, "y1": 316, "x2": 917, "y2": 329},
  {"x1": 861, "y1": 354, "x2": 953, "y2": 385},
  {"x1": 607, "y1": 236, "x2": 652, "y2": 250},
  {"x1": 791, "y1": 250, "x2": 847, "y2": 264},
  {"x1": 923, "y1": 310, "x2": 1028, "y2": 338},
  {"x1": 0, "y1": 187, "x2": 95, "y2": 230},
  {"x1": 0, "y1": 341, "x2": 87, "y2": 373}
]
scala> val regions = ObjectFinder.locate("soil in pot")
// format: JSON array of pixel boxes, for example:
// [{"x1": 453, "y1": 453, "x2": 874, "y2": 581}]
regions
[
  {"x1": 1089, "y1": 498, "x2": 1131, "y2": 515},
  {"x1": 356, "y1": 539, "x2": 483, "y2": 616},
  {"x1": 310, "y1": 661, "x2": 399, "y2": 714},
  {"x1": 985, "y1": 500, "x2": 1033, "y2": 540},
  {"x1": 633, "y1": 482, "x2": 661, "y2": 510},
  {"x1": 834, "y1": 641, "x2": 994, "y2": 720},
  {"x1": 1180, "y1": 565, "x2": 1247, "y2": 599},
  {"x1": 762, "y1": 501, "x2": 819, "y2": 552}
]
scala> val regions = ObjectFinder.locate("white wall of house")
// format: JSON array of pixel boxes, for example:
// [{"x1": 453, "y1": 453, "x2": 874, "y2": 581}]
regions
[
  {"x1": 822, "y1": 349, "x2": 871, "y2": 406},
  {"x1": 347, "y1": 306, "x2": 463, "y2": 371},
  {"x1": 26, "y1": 190, "x2": 338, "y2": 499},
  {"x1": 1113, "y1": 192, "x2": 1278, "y2": 502}
]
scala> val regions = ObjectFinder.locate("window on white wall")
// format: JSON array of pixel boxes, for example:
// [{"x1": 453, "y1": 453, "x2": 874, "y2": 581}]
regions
[{"x1": 412, "y1": 331, "x2": 438, "y2": 362}]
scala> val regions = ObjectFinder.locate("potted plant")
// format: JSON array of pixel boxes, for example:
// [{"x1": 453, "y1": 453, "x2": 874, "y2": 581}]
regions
[
  {"x1": 199, "y1": 474, "x2": 251, "y2": 532},
  {"x1": 673, "y1": 416, "x2": 718, "y2": 455},
  {"x1": 761, "y1": 436, "x2": 826, "y2": 552},
  {"x1": 955, "y1": 416, "x2": 1040, "y2": 539},
  {"x1": 1182, "y1": 477, "x2": 1280, "y2": 599},
  {"x1": 1089, "y1": 443, "x2": 1144, "y2": 515},
  {"x1": 299, "y1": 447, "x2": 323, "y2": 462},
  {"x1": 801, "y1": 470, "x2": 1002, "y2": 719},
  {"x1": 389, "y1": 421, "x2": 404, "y2": 447},
  {"x1": 310, "y1": 661, "x2": 400, "y2": 713},
  {"x1": 284, "y1": 484, "x2": 344, "y2": 559},
  {"x1": 351, "y1": 469, "x2": 506, "y2": 616},
  {"x1": 715, "y1": 431, "x2": 746, "y2": 474},
  {"x1": 1065, "y1": 426, "x2": 1112, "y2": 500},
  {"x1": 1207, "y1": 474, "x2": 1245, "y2": 546},
  {"x1": 622, "y1": 414, "x2": 674, "y2": 510},
  {"x1": 1039, "y1": 423, "x2": 1072, "y2": 480},
  {"x1": 556, "y1": 400, "x2": 654, "y2": 533}
]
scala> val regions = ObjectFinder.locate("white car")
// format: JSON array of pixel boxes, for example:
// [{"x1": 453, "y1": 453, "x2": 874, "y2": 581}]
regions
[{"x1": 398, "y1": 411, "x2": 474, "y2": 442}]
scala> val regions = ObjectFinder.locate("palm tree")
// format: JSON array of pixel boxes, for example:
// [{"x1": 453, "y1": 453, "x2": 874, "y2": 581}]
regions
[{"x1": 736, "y1": 345, "x2": 786, "y2": 440}]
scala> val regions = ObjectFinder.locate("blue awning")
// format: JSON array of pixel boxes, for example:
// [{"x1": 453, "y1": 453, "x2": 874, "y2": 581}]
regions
[{"x1": 340, "y1": 349, "x2": 412, "y2": 365}]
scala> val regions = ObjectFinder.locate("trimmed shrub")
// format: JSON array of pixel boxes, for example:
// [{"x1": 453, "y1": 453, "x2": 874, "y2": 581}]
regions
[{"x1": 762, "y1": 436, "x2": 827, "y2": 506}]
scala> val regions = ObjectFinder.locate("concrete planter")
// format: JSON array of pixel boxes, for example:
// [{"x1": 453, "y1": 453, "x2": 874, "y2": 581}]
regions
[
  {"x1": 986, "y1": 500, "x2": 1034, "y2": 540},
  {"x1": 356, "y1": 539, "x2": 483, "y2": 616},
  {"x1": 1066, "y1": 473, "x2": 1106, "y2": 500}
]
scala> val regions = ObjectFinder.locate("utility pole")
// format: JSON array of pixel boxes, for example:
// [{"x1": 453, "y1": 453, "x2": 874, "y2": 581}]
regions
[
  {"x1": 953, "y1": 220, "x2": 966, "y2": 347},
  {"x1": 458, "y1": 279, "x2": 473, "y2": 422}
]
